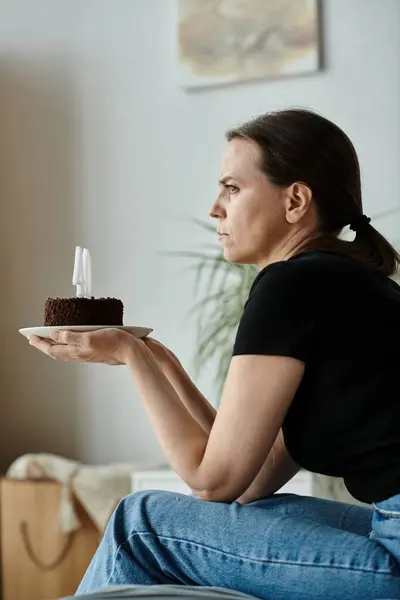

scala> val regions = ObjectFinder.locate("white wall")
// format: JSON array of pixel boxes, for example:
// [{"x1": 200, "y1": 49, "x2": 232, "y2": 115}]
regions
[{"x1": 0, "y1": 0, "x2": 399, "y2": 470}]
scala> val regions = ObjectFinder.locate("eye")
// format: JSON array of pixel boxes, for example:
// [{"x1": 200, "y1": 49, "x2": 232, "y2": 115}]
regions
[{"x1": 228, "y1": 185, "x2": 239, "y2": 194}]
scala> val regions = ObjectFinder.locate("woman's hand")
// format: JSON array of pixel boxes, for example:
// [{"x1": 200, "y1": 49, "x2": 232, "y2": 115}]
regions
[{"x1": 27, "y1": 328, "x2": 138, "y2": 365}]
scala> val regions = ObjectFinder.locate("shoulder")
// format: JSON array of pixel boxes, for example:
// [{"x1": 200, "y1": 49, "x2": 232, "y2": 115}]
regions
[
  {"x1": 233, "y1": 252, "x2": 343, "y2": 362},
  {"x1": 248, "y1": 250, "x2": 347, "y2": 302}
]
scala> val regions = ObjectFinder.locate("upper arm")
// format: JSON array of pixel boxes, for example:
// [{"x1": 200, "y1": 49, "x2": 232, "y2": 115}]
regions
[
  {"x1": 192, "y1": 263, "x2": 316, "y2": 502},
  {"x1": 193, "y1": 354, "x2": 304, "y2": 502}
]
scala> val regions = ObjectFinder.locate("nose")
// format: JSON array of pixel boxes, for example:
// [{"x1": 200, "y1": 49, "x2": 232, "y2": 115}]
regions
[{"x1": 209, "y1": 194, "x2": 226, "y2": 220}]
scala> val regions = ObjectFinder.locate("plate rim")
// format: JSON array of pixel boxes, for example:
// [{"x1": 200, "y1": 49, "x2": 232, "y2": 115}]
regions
[{"x1": 19, "y1": 325, "x2": 153, "y2": 338}]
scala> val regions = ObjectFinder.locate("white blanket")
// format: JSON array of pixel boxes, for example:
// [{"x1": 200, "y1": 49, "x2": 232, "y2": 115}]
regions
[
  {"x1": 6, "y1": 453, "x2": 164, "y2": 533},
  {"x1": 67, "y1": 586, "x2": 257, "y2": 600}
]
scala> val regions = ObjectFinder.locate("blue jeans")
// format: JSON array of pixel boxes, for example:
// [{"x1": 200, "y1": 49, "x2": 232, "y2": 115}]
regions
[{"x1": 75, "y1": 490, "x2": 400, "y2": 600}]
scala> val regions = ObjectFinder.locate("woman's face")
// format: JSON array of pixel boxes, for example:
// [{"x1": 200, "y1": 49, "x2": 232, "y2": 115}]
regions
[{"x1": 209, "y1": 137, "x2": 291, "y2": 267}]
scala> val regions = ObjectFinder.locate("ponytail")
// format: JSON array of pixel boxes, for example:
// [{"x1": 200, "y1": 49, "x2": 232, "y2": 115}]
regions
[
  {"x1": 306, "y1": 215, "x2": 400, "y2": 278},
  {"x1": 349, "y1": 219, "x2": 400, "y2": 277}
]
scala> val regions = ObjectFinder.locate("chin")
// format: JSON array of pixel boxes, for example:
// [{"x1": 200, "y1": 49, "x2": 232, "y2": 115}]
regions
[{"x1": 223, "y1": 248, "x2": 252, "y2": 265}]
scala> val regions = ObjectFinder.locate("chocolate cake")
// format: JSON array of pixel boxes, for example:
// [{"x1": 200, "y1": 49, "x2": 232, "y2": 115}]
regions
[{"x1": 44, "y1": 297, "x2": 124, "y2": 327}]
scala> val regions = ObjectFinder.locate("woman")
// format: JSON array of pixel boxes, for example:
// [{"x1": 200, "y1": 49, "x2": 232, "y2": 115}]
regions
[{"x1": 29, "y1": 109, "x2": 400, "y2": 600}]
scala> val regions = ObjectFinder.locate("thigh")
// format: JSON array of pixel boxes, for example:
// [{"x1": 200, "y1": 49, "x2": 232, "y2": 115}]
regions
[
  {"x1": 115, "y1": 491, "x2": 399, "y2": 600},
  {"x1": 251, "y1": 492, "x2": 372, "y2": 536},
  {"x1": 372, "y1": 492, "x2": 400, "y2": 562}
]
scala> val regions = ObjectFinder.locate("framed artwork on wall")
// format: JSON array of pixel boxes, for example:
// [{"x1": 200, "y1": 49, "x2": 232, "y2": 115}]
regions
[{"x1": 176, "y1": 0, "x2": 322, "y2": 89}]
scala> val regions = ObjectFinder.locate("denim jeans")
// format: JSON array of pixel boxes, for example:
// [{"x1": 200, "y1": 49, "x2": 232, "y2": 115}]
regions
[{"x1": 75, "y1": 490, "x2": 400, "y2": 600}]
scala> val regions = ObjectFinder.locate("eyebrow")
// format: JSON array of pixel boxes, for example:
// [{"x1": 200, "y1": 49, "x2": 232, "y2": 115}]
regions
[{"x1": 219, "y1": 176, "x2": 239, "y2": 186}]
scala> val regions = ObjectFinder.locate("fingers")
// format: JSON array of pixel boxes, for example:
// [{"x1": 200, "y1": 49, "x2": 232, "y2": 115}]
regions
[
  {"x1": 143, "y1": 337, "x2": 161, "y2": 349},
  {"x1": 27, "y1": 328, "x2": 124, "y2": 364},
  {"x1": 28, "y1": 335, "x2": 43, "y2": 345},
  {"x1": 28, "y1": 335, "x2": 84, "y2": 361},
  {"x1": 28, "y1": 336, "x2": 60, "y2": 359},
  {"x1": 47, "y1": 344, "x2": 78, "y2": 361},
  {"x1": 142, "y1": 338, "x2": 161, "y2": 354},
  {"x1": 49, "y1": 330, "x2": 81, "y2": 344}
]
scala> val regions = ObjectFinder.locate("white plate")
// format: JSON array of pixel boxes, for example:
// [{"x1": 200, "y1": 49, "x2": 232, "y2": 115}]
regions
[{"x1": 19, "y1": 325, "x2": 153, "y2": 340}]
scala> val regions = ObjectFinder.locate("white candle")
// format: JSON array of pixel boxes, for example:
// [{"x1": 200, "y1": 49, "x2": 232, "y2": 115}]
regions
[
  {"x1": 72, "y1": 246, "x2": 83, "y2": 298},
  {"x1": 82, "y1": 248, "x2": 92, "y2": 298}
]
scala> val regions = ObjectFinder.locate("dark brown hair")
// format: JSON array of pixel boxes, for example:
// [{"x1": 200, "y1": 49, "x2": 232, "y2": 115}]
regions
[{"x1": 226, "y1": 108, "x2": 400, "y2": 277}]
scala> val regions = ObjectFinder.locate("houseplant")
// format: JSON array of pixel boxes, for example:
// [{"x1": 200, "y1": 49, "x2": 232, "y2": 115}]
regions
[{"x1": 175, "y1": 219, "x2": 258, "y2": 400}]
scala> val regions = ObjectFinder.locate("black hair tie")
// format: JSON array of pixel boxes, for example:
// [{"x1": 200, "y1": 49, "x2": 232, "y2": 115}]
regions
[{"x1": 349, "y1": 214, "x2": 371, "y2": 232}]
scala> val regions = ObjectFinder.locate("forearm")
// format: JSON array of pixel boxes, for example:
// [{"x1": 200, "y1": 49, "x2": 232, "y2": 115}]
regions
[
  {"x1": 236, "y1": 430, "x2": 300, "y2": 504},
  {"x1": 125, "y1": 341, "x2": 209, "y2": 487},
  {"x1": 236, "y1": 452, "x2": 277, "y2": 504},
  {"x1": 161, "y1": 361, "x2": 217, "y2": 433}
]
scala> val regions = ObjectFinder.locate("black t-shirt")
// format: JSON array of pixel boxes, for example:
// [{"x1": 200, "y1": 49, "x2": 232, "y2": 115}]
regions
[{"x1": 232, "y1": 250, "x2": 400, "y2": 504}]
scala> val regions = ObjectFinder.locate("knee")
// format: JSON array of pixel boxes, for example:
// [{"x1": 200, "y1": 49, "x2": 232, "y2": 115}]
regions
[
  {"x1": 119, "y1": 489, "x2": 180, "y2": 512},
  {"x1": 108, "y1": 490, "x2": 186, "y2": 539}
]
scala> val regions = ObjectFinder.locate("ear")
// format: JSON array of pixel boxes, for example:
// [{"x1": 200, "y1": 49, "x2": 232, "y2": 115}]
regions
[{"x1": 285, "y1": 182, "x2": 313, "y2": 224}]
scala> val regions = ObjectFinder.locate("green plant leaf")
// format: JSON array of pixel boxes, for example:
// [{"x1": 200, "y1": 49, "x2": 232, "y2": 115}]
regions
[
  {"x1": 169, "y1": 221, "x2": 258, "y2": 403},
  {"x1": 191, "y1": 217, "x2": 215, "y2": 233},
  {"x1": 187, "y1": 288, "x2": 235, "y2": 318}
]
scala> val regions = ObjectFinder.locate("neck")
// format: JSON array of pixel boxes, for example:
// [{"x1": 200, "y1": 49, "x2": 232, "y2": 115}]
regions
[{"x1": 256, "y1": 230, "x2": 314, "y2": 270}]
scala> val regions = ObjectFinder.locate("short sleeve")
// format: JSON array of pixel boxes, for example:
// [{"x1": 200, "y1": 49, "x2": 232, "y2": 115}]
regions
[{"x1": 232, "y1": 262, "x2": 318, "y2": 363}]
